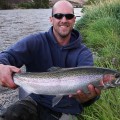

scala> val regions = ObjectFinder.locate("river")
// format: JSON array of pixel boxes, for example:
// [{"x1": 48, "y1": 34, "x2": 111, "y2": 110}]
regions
[{"x1": 0, "y1": 8, "x2": 82, "y2": 115}]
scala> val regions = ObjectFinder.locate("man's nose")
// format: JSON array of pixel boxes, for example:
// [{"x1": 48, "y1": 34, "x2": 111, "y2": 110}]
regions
[{"x1": 61, "y1": 16, "x2": 67, "y2": 21}]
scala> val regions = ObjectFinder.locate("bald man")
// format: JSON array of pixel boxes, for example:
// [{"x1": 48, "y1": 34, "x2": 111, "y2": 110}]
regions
[{"x1": 0, "y1": 1, "x2": 101, "y2": 120}]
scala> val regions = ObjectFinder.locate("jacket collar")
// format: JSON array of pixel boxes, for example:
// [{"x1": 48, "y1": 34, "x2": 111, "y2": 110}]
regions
[{"x1": 47, "y1": 26, "x2": 82, "y2": 50}]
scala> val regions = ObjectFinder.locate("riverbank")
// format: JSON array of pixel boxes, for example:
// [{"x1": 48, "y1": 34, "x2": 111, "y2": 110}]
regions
[
  {"x1": 0, "y1": 0, "x2": 84, "y2": 10},
  {"x1": 0, "y1": 0, "x2": 49, "y2": 9},
  {"x1": 75, "y1": 0, "x2": 120, "y2": 119}
]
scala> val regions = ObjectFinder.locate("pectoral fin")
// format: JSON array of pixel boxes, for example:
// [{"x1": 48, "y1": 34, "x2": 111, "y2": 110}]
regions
[
  {"x1": 52, "y1": 95, "x2": 63, "y2": 107},
  {"x1": 19, "y1": 87, "x2": 30, "y2": 100}
]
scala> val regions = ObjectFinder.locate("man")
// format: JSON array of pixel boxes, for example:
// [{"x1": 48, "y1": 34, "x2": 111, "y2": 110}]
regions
[{"x1": 0, "y1": 0, "x2": 101, "y2": 120}]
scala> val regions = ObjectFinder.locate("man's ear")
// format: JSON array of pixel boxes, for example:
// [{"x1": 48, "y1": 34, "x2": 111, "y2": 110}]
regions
[
  {"x1": 49, "y1": 17, "x2": 53, "y2": 25},
  {"x1": 73, "y1": 16, "x2": 76, "y2": 24}
]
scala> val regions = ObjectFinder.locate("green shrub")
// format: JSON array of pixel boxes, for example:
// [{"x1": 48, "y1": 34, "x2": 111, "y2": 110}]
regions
[
  {"x1": 17, "y1": 0, "x2": 49, "y2": 9},
  {"x1": 0, "y1": 0, "x2": 13, "y2": 9},
  {"x1": 17, "y1": 2, "x2": 35, "y2": 9}
]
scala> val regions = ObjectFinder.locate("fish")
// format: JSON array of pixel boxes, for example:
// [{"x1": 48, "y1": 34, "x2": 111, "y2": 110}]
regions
[{"x1": 13, "y1": 66, "x2": 120, "y2": 106}]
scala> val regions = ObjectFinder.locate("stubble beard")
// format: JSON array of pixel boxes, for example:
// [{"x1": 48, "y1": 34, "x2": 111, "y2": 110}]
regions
[{"x1": 57, "y1": 25, "x2": 72, "y2": 38}]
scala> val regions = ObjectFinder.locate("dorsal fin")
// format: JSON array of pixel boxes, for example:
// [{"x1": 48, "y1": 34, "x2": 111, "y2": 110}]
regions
[{"x1": 47, "y1": 67, "x2": 63, "y2": 72}]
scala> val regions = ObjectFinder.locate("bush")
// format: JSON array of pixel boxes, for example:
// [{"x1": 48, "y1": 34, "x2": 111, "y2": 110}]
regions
[
  {"x1": 17, "y1": 0, "x2": 49, "y2": 9},
  {"x1": 17, "y1": 2, "x2": 35, "y2": 9},
  {"x1": 0, "y1": 0, "x2": 13, "y2": 9}
]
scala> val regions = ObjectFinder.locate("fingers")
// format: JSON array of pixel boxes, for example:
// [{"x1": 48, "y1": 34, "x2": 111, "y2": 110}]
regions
[
  {"x1": 88, "y1": 84, "x2": 101, "y2": 96},
  {"x1": 0, "y1": 71, "x2": 17, "y2": 89},
  {"x1": 0, "y1": 64, "x2": 20, "y2": 89},
  {"x1": 70, "y1": 84, "x2": 101, "y2": 103},
  {"x1": 9, "y1": 65, "x2": 21, "y2": 73}
]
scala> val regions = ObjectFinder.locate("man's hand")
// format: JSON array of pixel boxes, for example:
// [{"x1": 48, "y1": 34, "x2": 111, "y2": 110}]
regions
[
  {"x1": 69, "y1": 84, "x2": 101, "y2": 103},
  {"x1": 0, "y1": 64, "x2": 21, "y2": 89},
  {"x1": 70, "y1": 74, "x2": 115, "y2": 103}
]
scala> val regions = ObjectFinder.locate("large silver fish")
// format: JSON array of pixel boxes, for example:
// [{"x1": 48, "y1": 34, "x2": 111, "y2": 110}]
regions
[{"x1": 13, "y1": 66, "x2": 120, "y2": 106}]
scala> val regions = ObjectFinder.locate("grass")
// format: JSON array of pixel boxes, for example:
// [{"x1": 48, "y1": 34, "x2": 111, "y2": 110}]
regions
[
  {"x1": 75, "y1": 0, "x2": 120, "y2": 69},
  {"x1": 75, "y1": 0, "x2": 120, "y2": 119},
  {"x1": 78, "y1": 88, "x2": 120, "y2": 120}
]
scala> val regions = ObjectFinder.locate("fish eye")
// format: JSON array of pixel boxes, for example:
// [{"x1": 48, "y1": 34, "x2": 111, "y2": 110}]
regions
[{"x1": 115, "y1": 73, "x2": 120, "y2": 78}]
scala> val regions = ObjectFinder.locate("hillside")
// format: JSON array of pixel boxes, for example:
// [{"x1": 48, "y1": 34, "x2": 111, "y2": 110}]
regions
[{"x1": 0, "y1": 0, "x2": 85, "y2": 9}]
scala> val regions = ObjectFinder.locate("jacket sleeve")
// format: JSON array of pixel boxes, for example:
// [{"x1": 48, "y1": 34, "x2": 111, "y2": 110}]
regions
[
  {"x1": 77, "y1": 45, "x2": 94, "y2": 66},
  {"x1": 0, "y1": 35, "x2": 35, "y2": 67}
]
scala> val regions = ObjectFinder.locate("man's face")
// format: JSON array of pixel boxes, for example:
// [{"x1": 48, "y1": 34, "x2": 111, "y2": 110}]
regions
[{"x1": 50, "y1": 5, "x2": 76, "y2": 38}]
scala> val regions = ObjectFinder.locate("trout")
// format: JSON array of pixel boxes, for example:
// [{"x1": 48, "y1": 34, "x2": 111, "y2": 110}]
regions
[{"x1": 13, "y1": 66, "x2": 120, "y2": 106}]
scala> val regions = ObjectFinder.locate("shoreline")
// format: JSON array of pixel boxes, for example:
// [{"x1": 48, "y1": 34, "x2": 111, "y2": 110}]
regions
[{"x1": 0, "y1": 86, "x2": 19, "y2": 115}]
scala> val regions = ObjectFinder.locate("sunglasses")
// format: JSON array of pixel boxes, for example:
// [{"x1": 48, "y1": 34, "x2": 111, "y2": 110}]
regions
[{"x1": 52, "y1": 13, "x2": 75, "y2": 20}]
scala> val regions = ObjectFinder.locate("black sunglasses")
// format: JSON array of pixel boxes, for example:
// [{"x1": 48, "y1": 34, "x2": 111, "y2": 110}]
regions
[{"x1": 52, "y1": 13, "x2": 74, "y2": 20}]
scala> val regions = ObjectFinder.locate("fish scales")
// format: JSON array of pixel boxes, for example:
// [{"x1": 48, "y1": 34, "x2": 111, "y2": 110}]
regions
[{"x1": 14, "y1": 66, "x2": 120, "y2": 96}]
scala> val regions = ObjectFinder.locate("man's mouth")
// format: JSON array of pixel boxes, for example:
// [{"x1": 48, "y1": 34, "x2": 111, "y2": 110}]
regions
[{"x1": 59, "y1": 23, "x2": 69, "y2": 27}]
